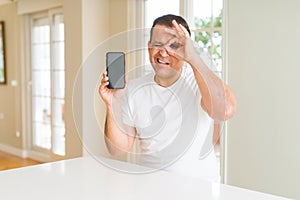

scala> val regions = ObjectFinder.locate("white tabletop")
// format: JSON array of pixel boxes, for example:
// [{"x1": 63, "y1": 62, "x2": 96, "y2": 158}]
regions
[{"x1": 0, "y1": 157, "x2": 289, "y2": 200}]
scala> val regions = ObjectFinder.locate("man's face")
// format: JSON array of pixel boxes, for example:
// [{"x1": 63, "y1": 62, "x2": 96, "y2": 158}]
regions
[{"x1": 148, "y1": 25, "x2": 184, "y2": 80}]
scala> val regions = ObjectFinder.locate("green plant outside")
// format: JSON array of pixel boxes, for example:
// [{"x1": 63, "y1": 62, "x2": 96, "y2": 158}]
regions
[{"x1": 194, "y1": 11, "x2": 222, "y2": 69}]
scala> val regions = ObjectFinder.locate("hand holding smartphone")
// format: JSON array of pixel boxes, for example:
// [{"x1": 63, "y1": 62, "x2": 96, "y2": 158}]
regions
[{"x1": 106, "y1": 52, "x2": 125, "y2": 89}]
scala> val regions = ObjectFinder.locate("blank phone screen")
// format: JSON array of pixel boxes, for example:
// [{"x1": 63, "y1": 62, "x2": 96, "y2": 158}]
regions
[{"x1": 106, "y1": 52, "x2": 125, "y2": 89}]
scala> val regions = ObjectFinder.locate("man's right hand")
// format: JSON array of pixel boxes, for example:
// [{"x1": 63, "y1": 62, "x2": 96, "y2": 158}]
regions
[
  {"x1": 98, "y1": 70, "x2": 126, "y2": 107},
  {"x1": 98, "y1": 70, "x2": 136, "y2": 156}
]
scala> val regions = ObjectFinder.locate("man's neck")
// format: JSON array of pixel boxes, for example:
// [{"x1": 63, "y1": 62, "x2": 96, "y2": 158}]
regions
[{"x1": 154, "y1": 68, "x2": 182, "y2": 87}]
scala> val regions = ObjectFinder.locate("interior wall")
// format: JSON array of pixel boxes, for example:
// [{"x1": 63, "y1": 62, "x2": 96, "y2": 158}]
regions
[
  {"x1": 82, "y1": 0, "x2": 110, "y2": 58},
  {"x1": 63, "y1": 0, "x2": 83, "y2": 158},
  {"x1": 82, "y1": 0, "x2": 129, "y2": 160},
  {"x1": 109, "y1": 0, "x2": 128, "y2": 35},
  {"x1": 17, "y1": 0, "x2": 63, "y2": 14},
  {"x1": 82, "y1": 0, "x2": 110, "y2": 158},
  {"x1": 0, "y1": 3, "x2": 22, "y2": 149},
  {"x1": 226, "y1": 0, "x2": 300, "y2": 199}
]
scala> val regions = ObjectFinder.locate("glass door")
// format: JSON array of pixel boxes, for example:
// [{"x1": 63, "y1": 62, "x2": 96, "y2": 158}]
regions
[{"x1": 30, "y1": 10, "x2": 65, "y2": 157}]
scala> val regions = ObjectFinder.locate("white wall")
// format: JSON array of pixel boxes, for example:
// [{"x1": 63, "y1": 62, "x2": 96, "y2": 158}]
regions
[{"x1": 226, "y1": 0, "x2": 300, "y2": 199}]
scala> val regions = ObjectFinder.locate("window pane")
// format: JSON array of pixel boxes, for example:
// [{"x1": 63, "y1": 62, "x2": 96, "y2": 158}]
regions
[
  {"x1": 33, "y1": 122, "x2": 51, "y2": 150},
  {"x1": 52, "y1": 13, "x2": 65, "y2": 156},
  {"x1": 192, "y1": 0, "x2": 223, "y2": 73},
  {"x1": 52, "y1": 42, "x2": 64, "y2": 70},
  {"x1": 213, "y1": 0, "x2": 223, "y2": 21},
  {"x1": 53, "y1": 71, "x2": 65, "y2": 98},
  {"x1": 32, "y1": 44, "x2": 50, "y2": 70},
  {"x1": 32, "y1": 97, "x2": 51, "y2": 124},
  {"x1": 213, "y1": 0, "x2": 222, "y2": 28},
  {"x1": 32, "y1": 18, "x2": 50, "y2": 43},
  {"x1": 32, "y1": 18, "x2": 50, "y2": 70},
  {"x1": 53, "y1": 14, "x2": 65, "y2": 70},
  {"x1": 53, "y1": 99, "x2": 65, "y2": 156},
  {"x1": 53, "y1": 126, "x2": 65, "y2": 156},
  {"x1": 53, "y1": 99, "x2": 65, "y2": 126},
  {"x1": 31, "y1": 12, "x2": 65, "y2": 156},
  {"x1": 193, "y1": 0, "x2": 212, "y2": 28},
  {"x1": 194, "y1": 16, "x2": 211, "y2": 29},
  {"x1": 145, "y1": 0, "x2": 179, "y2": 28},
  {"x1": 212, "y1": 31, "x2": 222, "y2": 71},
  {"x1": 32, "y1": 70, "x2": 51, "y2": 96},
  {"x1": 194, "y1": 31, "x2": 212, "y2": 50},
  {"x1": 53, "y1": 14, "x2": 64, "y2": 41},
  {"x1": 31, "y1": 17, "x2": 52, "y2": 151}
]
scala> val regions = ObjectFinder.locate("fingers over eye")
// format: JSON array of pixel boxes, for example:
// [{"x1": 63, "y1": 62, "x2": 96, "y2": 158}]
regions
[
  {"x1": 172, "y1": 20, "x2": 190, "y2": 37},
  {"x1": 172, "y1": 20, "x2": 181, "y2": 32},
  {"x1": 169, "y1": 42, "x2": 181, "y2": 50},
  {"x1": 172, "y1": 20, "x2": 184, "y2": 35},
  {"x1": 179, "y1": 24, "x2": 190, "y2": 37},
  {"x1": 166, "y1": 37, "x2": 182, "y2": 50}
]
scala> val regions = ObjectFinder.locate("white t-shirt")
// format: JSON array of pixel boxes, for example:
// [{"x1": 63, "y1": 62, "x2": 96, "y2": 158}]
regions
[{"x1": 122, "y1": 65, "x2": 218, "y2": 180}]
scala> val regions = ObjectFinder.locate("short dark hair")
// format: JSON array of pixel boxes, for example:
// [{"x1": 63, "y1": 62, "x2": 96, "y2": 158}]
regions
[{"x1": 150, "y1": 14, "x2": 191, "y2": 42}]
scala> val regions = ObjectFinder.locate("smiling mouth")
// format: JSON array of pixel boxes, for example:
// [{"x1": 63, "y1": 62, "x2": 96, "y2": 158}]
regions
[{"x1": 157, "y1": 58, "x2": 170, "y2": 65}]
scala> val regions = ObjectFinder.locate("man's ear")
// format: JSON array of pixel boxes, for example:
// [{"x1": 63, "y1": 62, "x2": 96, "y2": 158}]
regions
[{"x1": 147, "y1": 41, "x2": 151, "y2": 53}]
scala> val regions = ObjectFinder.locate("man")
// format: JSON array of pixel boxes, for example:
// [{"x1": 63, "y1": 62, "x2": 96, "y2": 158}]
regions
[{"x1": 99, "y1": 14, "x2": 236, "y2": 180}]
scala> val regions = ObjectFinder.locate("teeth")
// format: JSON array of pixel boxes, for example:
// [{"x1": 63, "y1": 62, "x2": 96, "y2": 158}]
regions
[{"x1": 157, "y1": 58, "x2": 168, "y2": 64}]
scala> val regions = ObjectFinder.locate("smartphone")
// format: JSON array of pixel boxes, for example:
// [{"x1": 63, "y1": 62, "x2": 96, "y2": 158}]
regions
[{"x1": 106, "y1": 52, "x2": 125, "y2": 89}]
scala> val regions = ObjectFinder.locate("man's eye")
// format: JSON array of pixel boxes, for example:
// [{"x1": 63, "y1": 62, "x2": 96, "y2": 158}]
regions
[{"x1": 169, "y1": 43, "x2": 180, "y2": 49}]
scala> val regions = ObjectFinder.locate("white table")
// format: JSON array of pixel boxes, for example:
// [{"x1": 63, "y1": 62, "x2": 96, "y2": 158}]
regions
[{"x1": 0, "y1": 157, "x2": 289, "y2": 200}]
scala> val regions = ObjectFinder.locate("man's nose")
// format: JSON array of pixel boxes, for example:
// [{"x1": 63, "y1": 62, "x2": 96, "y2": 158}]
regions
[{"x1": 159, "y1": 47, "x2": 168, "y2": 57}]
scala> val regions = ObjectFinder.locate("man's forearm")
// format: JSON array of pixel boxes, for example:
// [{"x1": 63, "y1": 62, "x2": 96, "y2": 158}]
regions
[
  {"x1": 104, "y1": 106, "x2": 136, "y2": 156},
  {"x1": 188, "y1": 55, "x2": 236, "y2": 121}
]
